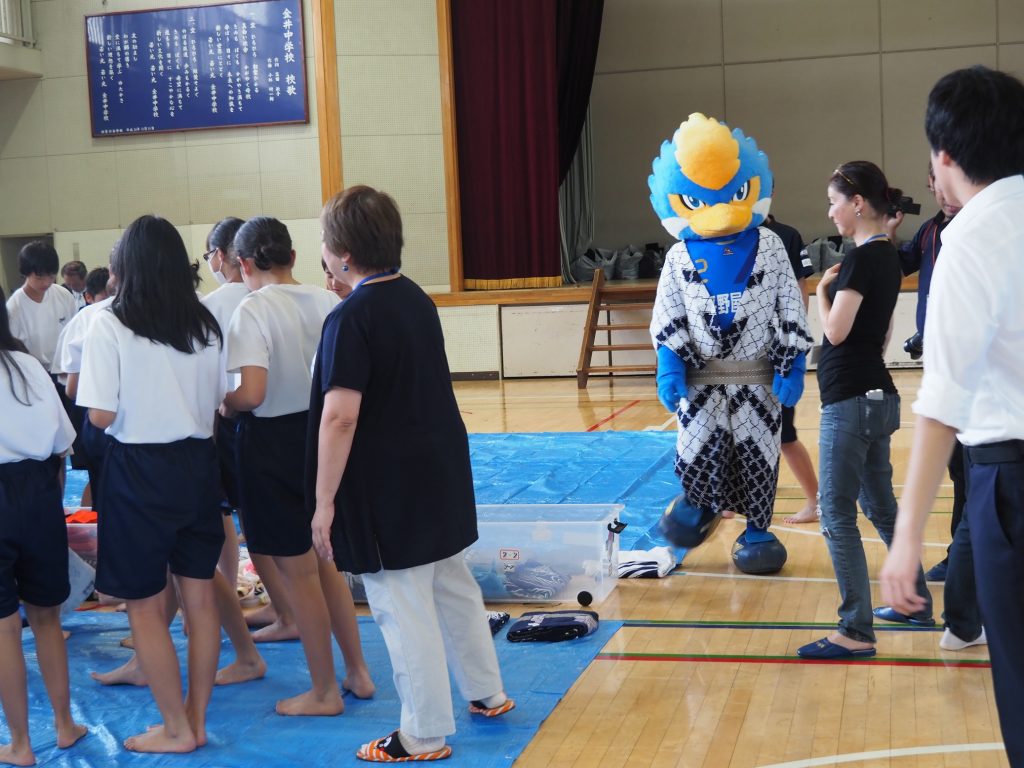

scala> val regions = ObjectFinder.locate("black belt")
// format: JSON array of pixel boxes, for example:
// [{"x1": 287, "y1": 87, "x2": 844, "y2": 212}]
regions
[{"x1": 966, "y1": 439, "x2": 1024, "y2": 464}]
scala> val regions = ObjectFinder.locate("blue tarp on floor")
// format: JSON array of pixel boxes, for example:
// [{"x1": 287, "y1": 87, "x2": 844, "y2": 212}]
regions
[
  {"x1": 47, "y1": 431, "x2": 680, "y2": 765},
  {"x1": 468, "y1": 432, "x2": 679, "y2": 551},
  {"x1": 12, "y1": 612, "x2": 620, "y2": 767}
]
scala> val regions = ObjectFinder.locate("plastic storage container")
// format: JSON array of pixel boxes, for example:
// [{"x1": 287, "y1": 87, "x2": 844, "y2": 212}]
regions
[
  {"x1": 66, "y1": 523, "x2": 98, "y2": 569},
  {"x1": 348, "y1": 503, "x2": 625, "y2": 604}
]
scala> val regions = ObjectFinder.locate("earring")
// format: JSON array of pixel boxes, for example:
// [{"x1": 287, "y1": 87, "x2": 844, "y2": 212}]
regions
[
  {"x1": 856, "y1": 210, "x2": 862, "y2": 217},
  {"x1": 342, "y1": 264, "x2": 349, "y2": 272}
]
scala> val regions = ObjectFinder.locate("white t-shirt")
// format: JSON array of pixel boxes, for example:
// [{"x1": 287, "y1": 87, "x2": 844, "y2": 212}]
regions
[
  {"x1": 52, "y1": 296, "x2": 115, "y2": 377},
  {"x1": 201, "y1": 282, "x2": 250, "y2": 391},
  {"x1": 226, "y1": 284, "x2": 339, "y2": 418},
  {"x1": 0, "y1": 351, "x2": 76, "y2": 463},
  {"x1": 77, "y1": 308, "x2": 226, "y2": 443},
  {"x1": 6, "y1": 284, "x2": 77, "y2": 372}
]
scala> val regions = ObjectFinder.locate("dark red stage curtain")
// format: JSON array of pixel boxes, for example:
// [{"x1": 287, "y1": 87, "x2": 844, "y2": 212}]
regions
[
  {"x1": 451, "y1": 0, "x2": 560, "y2": 289},
  {"x1": 557, "y1": 0, "x2": 604, "y2": 183}
]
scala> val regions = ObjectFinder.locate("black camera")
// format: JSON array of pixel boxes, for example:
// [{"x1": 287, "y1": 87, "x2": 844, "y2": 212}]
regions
[
  {"x1": 893, "y1": 195, "x2": 921, "y2": 216},
  {"x1": 903, "y1": 331, "x2": 923, "y2": 360}
]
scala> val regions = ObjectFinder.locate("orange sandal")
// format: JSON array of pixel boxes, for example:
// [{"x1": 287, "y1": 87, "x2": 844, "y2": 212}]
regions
[
  {"x1": 468, "y1": 698, "x2": 516, "y2": 717},
  {"x1": 356, "y1": 731, "x2": 452, "y2": 762}
]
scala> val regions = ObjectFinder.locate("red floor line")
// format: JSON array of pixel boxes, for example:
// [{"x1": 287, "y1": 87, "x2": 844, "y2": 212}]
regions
[
  {"x1": 596, "y1": 653, "x2": 991, "y2": 669},
  {"x1": 586, "y1": 399, "x2": 641, "y2": 432}
]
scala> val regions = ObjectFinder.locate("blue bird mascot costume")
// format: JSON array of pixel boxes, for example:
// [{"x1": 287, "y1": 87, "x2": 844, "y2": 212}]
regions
[{"x1": 649, "y1": 113, "x2": 812, "y2": 574}]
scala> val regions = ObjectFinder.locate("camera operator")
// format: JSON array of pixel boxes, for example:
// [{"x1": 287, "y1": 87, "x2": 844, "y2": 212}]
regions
[
  {"x1": 880, "y1": 165, "x2": 974, "y2": 638},
  {"x1": 886, "y1": 164, "x2": 961, "y2": 362}
]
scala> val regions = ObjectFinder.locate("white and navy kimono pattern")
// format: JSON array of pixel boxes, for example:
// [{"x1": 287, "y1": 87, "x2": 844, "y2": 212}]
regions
[{"x1": 650, "y1": 228, "x2": 813, "y2": 529}]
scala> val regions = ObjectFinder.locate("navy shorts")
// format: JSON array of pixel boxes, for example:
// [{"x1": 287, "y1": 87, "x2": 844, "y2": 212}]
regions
[
  {"x1": 79, "y1": 415, "x2": 111, "y2": 510},
  {"x1": 97, "y1": 438, "x2": 225, "y2": 600},
  {"x1": 0, "y1": 458, "x2": 70, "y2": 618},
  {"x1": 215, "y1": 413, "x2": 242, "y2": 512},
  {"x1": 50, "y1": 375, "x2": 87, "y2": 470},
  {"x1": 237, "y1": 411, "x2": 312, "y2": 557},
  {"x1": 781, "y1": 404, "x2": 797, "y2": 444}
]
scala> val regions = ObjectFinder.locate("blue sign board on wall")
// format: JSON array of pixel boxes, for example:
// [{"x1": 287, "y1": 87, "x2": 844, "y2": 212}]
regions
[{"x1": 85, "y1": 0, "x2": 308, "y2": 137}]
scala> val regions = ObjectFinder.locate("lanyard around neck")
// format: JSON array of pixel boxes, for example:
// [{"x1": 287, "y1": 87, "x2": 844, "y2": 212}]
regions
[{"x1": 353, "y1": 269, "x2": 399, "y2": 293}]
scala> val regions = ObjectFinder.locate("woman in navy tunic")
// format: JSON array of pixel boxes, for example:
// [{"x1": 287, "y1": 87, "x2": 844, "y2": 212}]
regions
[{"x1": 309, "y1": 185, "x2": 511, "y2": 763}]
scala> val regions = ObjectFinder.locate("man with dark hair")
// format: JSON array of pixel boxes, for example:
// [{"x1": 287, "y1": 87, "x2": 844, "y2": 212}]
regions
[
  {"x1": 882, "y1": 65, "x2": 1024, "y2": 766},
  {"x1": 60, "y1": 260, "x2": 88, "y2": 311},
  {"x1": 887, "y1": 164, "x2": 964, "y2": 583}
]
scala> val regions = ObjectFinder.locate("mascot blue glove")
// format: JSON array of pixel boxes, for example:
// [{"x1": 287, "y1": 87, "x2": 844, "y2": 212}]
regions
[
  {"x1": 656, "y1": 345, "x2": 687, "y2": 412},
  {"x1": 772, "y1": 351, "x2": 806, "y2": 408}
]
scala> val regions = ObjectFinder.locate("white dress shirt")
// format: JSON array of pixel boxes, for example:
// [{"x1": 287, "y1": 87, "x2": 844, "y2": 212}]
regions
[{"x1": 913, "y1": 174, "x2": 1024, "y2": 445}]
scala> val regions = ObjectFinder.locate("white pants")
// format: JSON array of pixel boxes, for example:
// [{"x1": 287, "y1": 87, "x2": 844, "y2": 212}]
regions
[{"x1": 362, "y1": 549, "x2": 505, "y2": 737}]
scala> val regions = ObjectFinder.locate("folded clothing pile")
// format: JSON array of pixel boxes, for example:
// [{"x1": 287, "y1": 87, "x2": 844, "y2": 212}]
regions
[
  {"x1": 617, "y1": 546, "x2": 678, "y2": 578},
  {"x1": 506, "y1": 610, "x2": 599, "y2": 642}
]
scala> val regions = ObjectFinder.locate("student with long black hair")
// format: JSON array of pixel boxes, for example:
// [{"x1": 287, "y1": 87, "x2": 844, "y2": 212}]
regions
[
  {"x1": 223, "y1": 216, "x2": 373, "y2": 716},
  {"x1": 0, "y1": 287, "x2": 87, "y2": 765},
  {"x1": 77, "y1": 215, "x2": 226, "y2": 754}
]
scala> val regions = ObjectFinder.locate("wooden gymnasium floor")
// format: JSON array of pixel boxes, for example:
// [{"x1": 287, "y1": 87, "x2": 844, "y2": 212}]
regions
[{"x1": 452, "y1": 369, "x2": 1008, "y2": 768}]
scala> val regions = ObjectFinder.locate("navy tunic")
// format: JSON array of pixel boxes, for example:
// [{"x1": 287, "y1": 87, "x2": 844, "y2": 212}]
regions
[{"x1": 305, "y1": 275, "x2": 478, "y2": 575}]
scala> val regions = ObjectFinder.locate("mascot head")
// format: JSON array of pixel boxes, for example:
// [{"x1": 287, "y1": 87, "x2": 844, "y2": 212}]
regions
[{"x1": 649, "y1": 113, "x2": 773, "y2": 241}]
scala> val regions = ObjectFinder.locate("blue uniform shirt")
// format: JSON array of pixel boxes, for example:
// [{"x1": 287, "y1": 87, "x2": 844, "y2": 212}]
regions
[{"x1": 899, "y1": 211, "x2": 952, "y2": 336}]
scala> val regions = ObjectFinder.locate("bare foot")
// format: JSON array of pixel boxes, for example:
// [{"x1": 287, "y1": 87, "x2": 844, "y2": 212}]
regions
[
  {"x1": 124, "y1": 725, "x2": 196, "y2": 754},
  {"x1": 215, "y1": 657, "x2": 267, "y2": 686},
  {"x1": 341, "y1": 669, "x2": 375, "y2": 699},
  {"x1": 720, "y1": 509, "x2": 736, "y2": 519},
  {"x1": 275, "y1": 688, "x2": 344, "y2": 716},
  {"x1": 91, "y1": 658, "x2": 147, "y2": 686},
  {"x1": 251, "y1": 619, "x2": 300, "y2": 643},
  {"x1": 826, "y1": 632, "x2": 874, "y2": 652},
  {"x1": 244, "y1": 603, "x2": 278, "y2": 627},
  {"x1": 56, "y1": 722, "x2": 88, "y2": 750},
  {"x1": 0, "y1": 742, "x2": 35, "y2": 766},
  {"x1": 784, "y1": 504, "x2": 820, "y2": 524},
  {"x1": 119, "y1": 635, "x2": 135, "y2": 649},
  {"x1": 183, "y1": 713, "x2": 207, "y2": 749}
]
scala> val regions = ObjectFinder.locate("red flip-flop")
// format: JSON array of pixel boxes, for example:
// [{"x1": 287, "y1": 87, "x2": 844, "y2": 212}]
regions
[
  {"x1": 468, "y1": 698, "x2": 516, "y2": 717},
  {"x1": 356, "y1": 731, "x2": 451, "y2": 762}
]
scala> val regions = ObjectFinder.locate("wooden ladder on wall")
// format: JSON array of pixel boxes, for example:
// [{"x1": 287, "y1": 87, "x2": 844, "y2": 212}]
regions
[{"x1": 576, "y1": 270, "x2": 657, "y2": 388}]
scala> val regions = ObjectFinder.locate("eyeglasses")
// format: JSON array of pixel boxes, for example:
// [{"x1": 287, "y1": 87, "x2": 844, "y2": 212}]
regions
[{"x1": 202, "y1": 248, "x2": 217, "y2": 261}]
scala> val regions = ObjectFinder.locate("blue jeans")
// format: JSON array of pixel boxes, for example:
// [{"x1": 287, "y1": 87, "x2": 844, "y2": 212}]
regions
[{"x1": 818, "y1": 393, "x2": 932, "y2": 643}]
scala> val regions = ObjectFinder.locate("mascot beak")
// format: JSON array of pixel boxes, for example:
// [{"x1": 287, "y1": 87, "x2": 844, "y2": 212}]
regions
[{"x1": 686, "y1": 202, "x2": 754, "y2": 238}]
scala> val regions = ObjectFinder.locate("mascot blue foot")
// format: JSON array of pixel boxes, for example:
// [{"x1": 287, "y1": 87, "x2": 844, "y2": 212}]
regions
[
  {"x1": 659, "y1": 494, "x2": 721, "y2": 549},
  {"x1": 731, "y1": 523, "x2": 787, "y2": 574}
]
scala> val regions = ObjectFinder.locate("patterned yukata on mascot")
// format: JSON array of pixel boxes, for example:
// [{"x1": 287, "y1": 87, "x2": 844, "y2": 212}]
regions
[{"x1": 649, "y1": 113, "x2": 813, "y2": 574}]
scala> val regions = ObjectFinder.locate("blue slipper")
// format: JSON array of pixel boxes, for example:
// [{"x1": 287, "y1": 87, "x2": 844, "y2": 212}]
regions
[
  {"x1": 873, "y1": 606, "x2": 935, "y2": 626},
  {"x1": 797, "y1": 637, "x2": 876, "y2": 659}
]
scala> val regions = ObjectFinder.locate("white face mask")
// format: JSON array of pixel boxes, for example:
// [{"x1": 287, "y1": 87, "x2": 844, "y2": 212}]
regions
[{"x1": 207, "y1": 257, "x2": 228, "y2": 285}]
